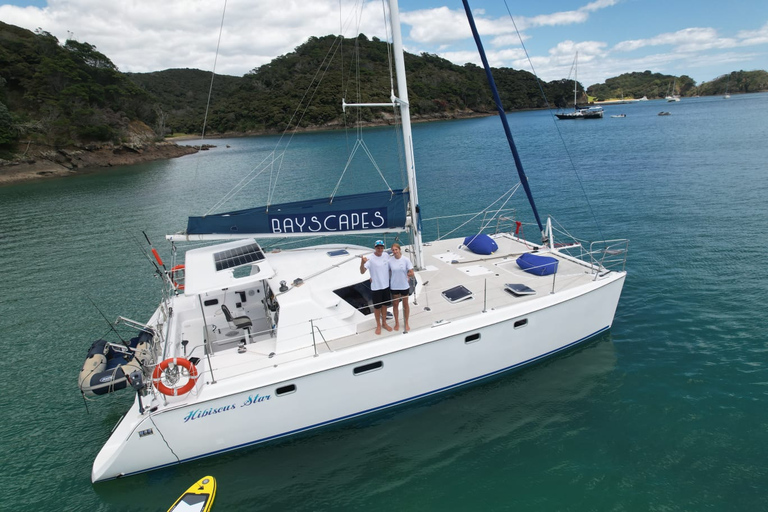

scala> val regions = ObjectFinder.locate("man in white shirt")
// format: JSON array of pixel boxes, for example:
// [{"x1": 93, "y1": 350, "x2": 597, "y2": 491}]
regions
[{"x1": 360, "y1": 240, "x2": 392, "y2": 334}]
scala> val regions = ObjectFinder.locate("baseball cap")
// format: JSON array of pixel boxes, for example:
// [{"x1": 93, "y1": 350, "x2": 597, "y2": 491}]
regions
[{"x1": 374, "y1": 240, "x2": 385, "y2": 247}]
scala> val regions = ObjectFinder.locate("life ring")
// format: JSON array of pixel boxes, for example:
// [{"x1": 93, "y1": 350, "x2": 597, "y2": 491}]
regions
[
  {"x1": 152, "y1": 358, "x2": 199, "y2": 396},
  {"x1": 171, "y1": 264, "x2": 185, "y2": 291}
]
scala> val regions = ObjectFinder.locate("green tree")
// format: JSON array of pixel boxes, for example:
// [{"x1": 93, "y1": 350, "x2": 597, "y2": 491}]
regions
[{"x1": 0, "y1": 101, "x2": 16, "y2": 145}]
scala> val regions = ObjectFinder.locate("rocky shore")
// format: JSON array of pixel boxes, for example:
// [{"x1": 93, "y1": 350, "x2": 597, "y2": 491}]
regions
[{"x1": 0, "y1": 141, "x2": 199, "y2": 186}]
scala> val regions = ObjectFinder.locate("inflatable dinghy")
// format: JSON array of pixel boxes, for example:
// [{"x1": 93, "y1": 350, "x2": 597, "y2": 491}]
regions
[{"x1": 78, "y1": 330, "x2": 153, "y2": 397}]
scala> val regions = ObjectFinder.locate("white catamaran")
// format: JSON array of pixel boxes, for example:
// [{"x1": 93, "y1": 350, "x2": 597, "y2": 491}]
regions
[{"x1": 86, "y1": 0, "x2": 628, "y2": 482}]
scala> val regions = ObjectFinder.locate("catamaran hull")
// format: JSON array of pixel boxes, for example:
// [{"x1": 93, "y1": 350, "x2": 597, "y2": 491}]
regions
[{"x1": 92, "y1": 274, "x2": 624, "y2": 482}]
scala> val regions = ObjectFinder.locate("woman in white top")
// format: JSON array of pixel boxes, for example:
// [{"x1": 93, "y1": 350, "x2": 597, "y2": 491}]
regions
[{"x1": 388, "y1": 243, "x2": 414, "y2": 332}]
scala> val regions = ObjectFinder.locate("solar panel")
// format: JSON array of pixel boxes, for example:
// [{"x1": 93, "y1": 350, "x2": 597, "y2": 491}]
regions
[{"x1": 214, "y1": 243, "x2": 265, "y2": 271}]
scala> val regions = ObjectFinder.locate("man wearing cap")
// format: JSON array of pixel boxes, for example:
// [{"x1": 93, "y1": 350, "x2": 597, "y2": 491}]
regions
[{"x1": 360, "y1": 240, "x2": 393, "y2": 334}]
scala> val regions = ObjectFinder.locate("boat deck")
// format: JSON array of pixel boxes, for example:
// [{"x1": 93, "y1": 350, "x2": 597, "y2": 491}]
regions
[
  {"x1": 166, "y1": 233, "x2": 617, "y2": 392},
  {"x1": 328, "y1": 234, "x2": 599, "y2": 349}
]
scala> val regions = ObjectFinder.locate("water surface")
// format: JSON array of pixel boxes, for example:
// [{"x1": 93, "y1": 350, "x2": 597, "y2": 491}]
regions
[{"x1": 1, "y1": 93, "x2": 767, "y2": 511}]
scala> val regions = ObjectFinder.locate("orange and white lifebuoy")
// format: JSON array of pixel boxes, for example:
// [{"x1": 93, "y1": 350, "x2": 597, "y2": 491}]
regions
[
  {"x1": 152, "y1": 357, "x2": 199, "y2": 396},
  {"x1": 171, "y1": 264, "x2": 185, "y2": 291}
]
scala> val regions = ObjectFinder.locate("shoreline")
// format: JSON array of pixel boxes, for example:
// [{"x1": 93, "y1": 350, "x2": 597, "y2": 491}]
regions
[
  {"x1": 0, "y1": 142, "x2": 199, "y2": 187},
  {"x1": 0, "y1": 111, "x2": 494, "y2": 186}
]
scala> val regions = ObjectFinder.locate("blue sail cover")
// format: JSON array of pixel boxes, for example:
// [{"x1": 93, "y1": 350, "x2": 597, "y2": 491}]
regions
[{"x1": 187, "y1": 190, "x2": 409, "y2": 235}]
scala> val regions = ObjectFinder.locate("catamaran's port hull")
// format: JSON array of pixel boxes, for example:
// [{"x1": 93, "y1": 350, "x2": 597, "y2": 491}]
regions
[{"x1": 92, "y1": 273, "x2": 624, "y2": 482}]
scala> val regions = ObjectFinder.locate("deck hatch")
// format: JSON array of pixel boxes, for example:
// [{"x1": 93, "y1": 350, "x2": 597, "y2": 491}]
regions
[
  {"x1": 442, "y1": 285, "x2": 473, "y2": 303},
  {"x1": 505, "y1": 283, "x2": 536, "y2": 296},
  {"x1": 214, "y1": 243, "x2": 265, "y2": 271}
]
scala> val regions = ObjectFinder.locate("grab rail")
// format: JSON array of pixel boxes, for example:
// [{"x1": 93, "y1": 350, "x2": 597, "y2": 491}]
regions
[
  {"x1": 421, "y1": 208, "x2": 517, "y2": 240},
  {"x1": 588, "y1": 239, "x2": 630, "y2": 275}
]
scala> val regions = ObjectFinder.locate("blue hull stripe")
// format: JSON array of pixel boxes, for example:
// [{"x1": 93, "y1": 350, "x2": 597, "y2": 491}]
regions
[{"x1": 110, "y1": 326, "x2": 609, "y2": 480}]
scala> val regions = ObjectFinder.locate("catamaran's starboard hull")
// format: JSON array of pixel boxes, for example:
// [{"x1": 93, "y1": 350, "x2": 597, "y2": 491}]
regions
[{"x1": 92, "y1": 273, "x2": 624, "y2": 482}]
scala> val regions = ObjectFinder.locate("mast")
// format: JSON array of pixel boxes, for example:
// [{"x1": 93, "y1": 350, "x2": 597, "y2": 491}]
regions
[
  {"x1": 460, "y1": 0, "x2": 545, "y2": 234},
  {"x1": 573, "y1": 52, "x2": 578, "y2": 110},
  {"x1": 387, "y1": 0, "x2": 424, "y2": 269}
]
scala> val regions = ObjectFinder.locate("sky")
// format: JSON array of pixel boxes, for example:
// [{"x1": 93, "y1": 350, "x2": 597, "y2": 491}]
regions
[{"x1": 1, "y1": 0, "x2": 766, "y2": 86}]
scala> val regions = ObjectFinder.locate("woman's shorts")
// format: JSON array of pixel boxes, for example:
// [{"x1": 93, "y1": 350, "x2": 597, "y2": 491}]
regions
[{"x1": 391, "y1": 288, "x2": 409, "y2": 297}]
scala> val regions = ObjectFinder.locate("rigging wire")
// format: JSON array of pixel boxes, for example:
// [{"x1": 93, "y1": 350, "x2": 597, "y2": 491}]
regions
[
  {"x1": 501, "y1": 0, "x2": 606, "y2": 243},
  {"x1": 330, "y1": 0, "x2": 401, "y2": 201},
  {"x1": 436, "y1": 184, "x2": 521, "y2": 240},
  {"x1": 205, "y1": 36, "x2": 346, "y2": 216},
  {"x1": 265, "y1": 36, "x2": 347, "y2": 207},
  {"x1": 380, "y1": 0, "x2": 409, "y2": 195},
  {"x1": 200, "y1": 0, "x2": 228, "y2": 145},
  {"x1": 203, "y1": 0, "x2": 401, "y2": 221}
]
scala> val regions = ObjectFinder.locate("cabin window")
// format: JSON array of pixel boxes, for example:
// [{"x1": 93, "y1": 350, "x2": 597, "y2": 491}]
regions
[
  {"x1": 514, "y1": 319, "x2": 528, "y2": 329},
  {"x1": 233, "y1": 266, "x2": 255, "y2": 279},
  {"x1": 465, "y1": 333, "x2": 481, "y2": 344},
  {"x1": 327, "y1": 249, "x2": 349, "y2": 257},
  {"x1": 203, "y1": 299, "x2": 219, "y2": 307},
  {"x1": 276, "y1": 384, "x2": 296, "y2": 396},
  {"x1": 354, "y1": 361, "x2": 383, "y2": 375}
]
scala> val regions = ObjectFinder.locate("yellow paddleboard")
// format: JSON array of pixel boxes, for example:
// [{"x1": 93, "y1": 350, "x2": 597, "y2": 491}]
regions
[{"x1": 167, "y1": 475, "x2": 217, "y2": 512}]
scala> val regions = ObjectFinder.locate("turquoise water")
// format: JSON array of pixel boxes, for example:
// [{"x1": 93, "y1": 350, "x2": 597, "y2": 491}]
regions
[{"x1": 1, "y1": 94, "x2": 767, "y2": 510}]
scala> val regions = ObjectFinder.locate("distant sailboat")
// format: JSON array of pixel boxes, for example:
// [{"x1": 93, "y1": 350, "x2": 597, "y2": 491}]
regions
[
  {"x1": 665, "y1": 78, "x2": 681, "y2": 102},
  {"x1": 555, "y1": 53, "x2": 603, "y2": 120},
  {"x1": 724, "y1": 73, "x2": 731, "y2": 99}
]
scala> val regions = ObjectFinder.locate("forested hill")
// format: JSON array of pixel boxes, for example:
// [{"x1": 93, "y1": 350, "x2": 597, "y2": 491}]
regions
[
  {"x1": 126, "y1": 69, "x2": 242, "y2": 135},
  {"x1": 2, "y1": 21, "x2": 768, "y2": 158},
  {"x1": 126, "y1": 35, "x2": 576, "y2": 135},
  {"x1": 0, "y1": 21, "x2": 157, "y2": 150},
  {"x1": 587, "y1": 70, "x2": 768, "y2": 100}
]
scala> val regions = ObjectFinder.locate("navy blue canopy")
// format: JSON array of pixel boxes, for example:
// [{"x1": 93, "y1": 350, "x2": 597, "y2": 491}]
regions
[{"x1": 187, "y1": 190, "x2": 409, "y2": 235}]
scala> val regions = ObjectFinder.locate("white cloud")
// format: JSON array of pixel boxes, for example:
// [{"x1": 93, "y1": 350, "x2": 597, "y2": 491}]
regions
[
  {"x1": 0, "y1": 0, "x2": 387, "y2": 75},
  {"x1": 613, "y1": 27, "x2": 738, "y2": 54},
  {"x1": 401, "y1": 0, "x2": 617, "y2": 46},
  {"x1": 489, "y1": 33, "x2": 530, "y2": 47},
  {"x1": 524, "y1": 10, "x2": 588, "y2": 29},
  {"x1": 736, "y1": 21, "x2": 768, "y2": 45},
  {"x1": 400, "y1": 7, "x2": 473, "y2": 45},
  {"x1": 581, "y1": 0, "x2": 619, "y2": 12}
]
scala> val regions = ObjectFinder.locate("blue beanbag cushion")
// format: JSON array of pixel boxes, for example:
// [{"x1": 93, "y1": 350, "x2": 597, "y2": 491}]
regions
[
  {"x1": 463, "y1": 234, "x2": 498, "y2": 255},
  {"x1": 516, "y1": 252, "x2": 558, "y2": 276}
]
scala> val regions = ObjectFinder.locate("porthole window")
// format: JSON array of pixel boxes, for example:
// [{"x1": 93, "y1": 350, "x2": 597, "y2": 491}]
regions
[
  {"x1": 514, "y1": 319, "x2": 528, "y2": 329},
  {"x1": 354, "y1": 361, "x2": 383, "y2": 375},
  {"x1": 465, "y1": 333, "x2": 481, "y2": 344},
  {"x1": 276, "y1": 384, "x2": 296, "y2": 396}
]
